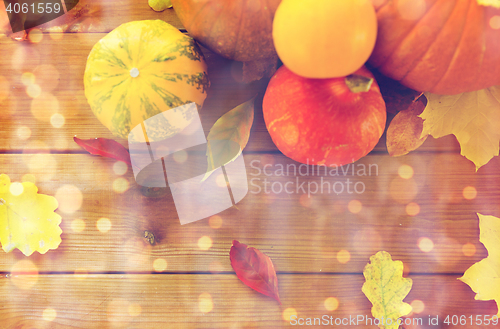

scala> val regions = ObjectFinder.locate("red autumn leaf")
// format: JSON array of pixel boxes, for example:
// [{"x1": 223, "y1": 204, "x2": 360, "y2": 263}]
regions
[
  {"x1": 74, "y1": 137, "x2": 131, "y2": 166},
  {"x1": 230, "y1": 240, "x2": 281, "y2": 304}
]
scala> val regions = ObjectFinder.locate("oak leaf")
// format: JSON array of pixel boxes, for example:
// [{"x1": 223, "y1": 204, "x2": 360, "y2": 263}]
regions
[
  {"x1": 0, "y1": 174, "x2": 62, "y2": 256},
  {"x1": 230, "y1": 240, "x2": 281, "y2": 304},
  {"x1": 362, "y1": 251, "x2": 412, "y2": 329},
  {"x1": 386, "y1": 96, "x2": 428, "y2": 156},
  {"x1": 419, "y1": 87, "x2": 500, "y2": 170},
  {"x1": 459, "y1": 213, "x2": 500, "y2": 317}
]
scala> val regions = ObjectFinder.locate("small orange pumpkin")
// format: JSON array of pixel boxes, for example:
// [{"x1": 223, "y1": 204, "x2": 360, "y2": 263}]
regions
[{"x1": 369, "y1": 0, "x2": 500, "y2": 95}]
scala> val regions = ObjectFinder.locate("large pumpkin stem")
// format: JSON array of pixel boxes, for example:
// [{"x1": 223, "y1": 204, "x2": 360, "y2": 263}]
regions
[
  {"x1": 345, "y1": 74, "x2": 373, "y2": 93},
  {"x1": 477, "y1": 0, "x2": 500, "y2": 8}
]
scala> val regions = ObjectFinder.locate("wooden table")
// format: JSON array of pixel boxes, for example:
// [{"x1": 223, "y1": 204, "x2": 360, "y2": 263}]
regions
[{"x1": 0, "y1": 2, "x2": 499, "y2": 328}]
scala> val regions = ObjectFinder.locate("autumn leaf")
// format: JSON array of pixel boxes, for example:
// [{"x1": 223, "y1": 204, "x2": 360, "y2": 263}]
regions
[
  {"x1": 419, "y1": 86, "x2": 500, "y2": 170},
  {"x1": 386, "y1": 96, "x2": 428, "y2": 156},
  {"x1": 74, "y1": 137, "x2": 132, "y2": 166},
  {"x1": 459, "y1": 213, "x2": 500, "y2": 317},
  {"x1": 230, "y1": 240, "x2": 281, "y2": 304},
  {"x1": 204, "y1": 98, "x2": 255, "y2": 179},
  {"x1": 0, "y1": 174, "x2": 62, "y2": 256},
  {"x1": 362, "y1": 251, "x2": 413, "y2": 329}
]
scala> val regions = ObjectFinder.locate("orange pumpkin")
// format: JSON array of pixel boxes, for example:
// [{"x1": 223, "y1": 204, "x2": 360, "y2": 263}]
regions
[
  {"x1": 369, "y1": 0, "x2": 500, "y2": 95},
  {"x1": 171, "y1": 0, "x2": 282, "y2": 62}
]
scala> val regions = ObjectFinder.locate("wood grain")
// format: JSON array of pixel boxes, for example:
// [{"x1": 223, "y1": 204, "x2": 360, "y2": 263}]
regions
[
  {"x1": 0, "y1": 274, "x2": 496, "y2": 328},
  {"x1": 0, "y1": 153, "x2": 495, "y2": 274},
  {"x1": 0, "y1": 2, "x2": 496, "y2": 327}
]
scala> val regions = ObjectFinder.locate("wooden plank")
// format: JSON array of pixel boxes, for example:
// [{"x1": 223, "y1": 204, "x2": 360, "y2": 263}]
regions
[
  {"x1": 0, "y1": 0, "x2": 184, "y2": 34},
  {"x1": 0, "y1": 153, "x2": 495, "y2": 274},
  {"x1": 0, "y1": 273, "x2": 496, "y2": 328},
  {"x1": 0, "y1": 33, "x2": 462, "y2": 155}
]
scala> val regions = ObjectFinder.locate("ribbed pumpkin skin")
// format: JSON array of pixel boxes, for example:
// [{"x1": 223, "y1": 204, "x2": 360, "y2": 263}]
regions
[
  {"x1": 171, "y1": 0, "x2": 282, "y2": 62},
  {"x1": 369, "y1": 0, "x2": 500, "y2": 95},
  {"x1": 84, "y1": 20, "x2": 209, "y2": 140}
]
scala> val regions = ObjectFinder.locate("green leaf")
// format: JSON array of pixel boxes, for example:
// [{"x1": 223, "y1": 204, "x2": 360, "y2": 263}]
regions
[
  {"x1": 362, "y1": 251, "x2": 413, "y2": 329},
  {"x1": 203, "y1": 98, "x2": 255, "y2": 180}
]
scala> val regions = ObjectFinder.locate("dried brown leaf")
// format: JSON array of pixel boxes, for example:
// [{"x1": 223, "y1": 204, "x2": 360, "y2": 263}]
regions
[{"x1": 386, "y1": 96, "x2": 428, "y2": 156}]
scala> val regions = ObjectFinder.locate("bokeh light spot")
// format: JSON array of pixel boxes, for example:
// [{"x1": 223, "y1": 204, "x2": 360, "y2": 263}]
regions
[
  {"x1": 10, "y1": 260, "x2": 38, "y2": 290},
  {"x1": 282, "y1": 308, "x2": 297, "y2": 322},
  {"x1": 26, "y1": 84, "x2": 42, "y2": 98},
  {"x1": 113, "y1": 161, "x2": 128, "y2": 176},
  {"x1": 107, "y1": 299, "x2": 131, "y2": 325},
  {"x1": 113, "y1": 177, "x2": 129, "y2": 193},
  {"x1": 209, "y1": 215, "x2": 223, "y2": 229},
  {"x1": 347, "y1": 200, "x2": 362, "y2": 214},
  {"x1": 27, "y1": 153, "x2": 57, "y2": 182},
  {"x1": 299, "y1": 193, "x2": 312, "y2": 207},
  {"x1": 208, "y1": 261, "x2": 225, "y2": 274},
  {"x1": 71, "y1": 218, "x2": 86, "y2": 233},
  {"x1": 418, "y1": 237, "x2": 434, "y2": 253},
  {"x1": 50, "y1": 113, "x2": 65, "y2": 128},
  {"x1": 462, "y1": 243, "x2": 476, "y2": 257},
  {"x1": 21, "y1": 72, "x2": 35, "y2": 86},
  {"x1": 324, "y1": 297, "x2": 339, "y2": 311},
  {"x1": 337, "y1": 249, "x2": 351, "y2": 264},
  {"x1": 97, "y1": 217, "x2": 112, "y2": 233},
  {"x1": 128, "y1": 303, "x2": 142, "y2": 317},
  {"x1": 410, "y1": 300, "x2": 425, "y2": 314},
  {"x1": 17, "y1": 126, "x2": 31, "y2": 140},
  {"x1": 490, "y1": 15, "x2": 500, "y2": 29},
  {"x1": 198, "y1": 236, "x2": 213, "y2": 250},
  {"x1": 42, "y1": 308, "x2": 57, "y2": 321},
  {"x1": 28, "y1": 28, "x2": 43, "y2": 43},
  {"x1": 55, "y1": 184, "x2": 83, "y2": 214},
  {"x1": 462, "y1": 186, "x2": 477, "y2": 200},
  {"x1": 153, "y1": 258, "x2": 168, "y2": 272},
  {"x1": 198, "y1": 292, "x2": 213, "y2": 313},
  {"x1": 398, "y1": 164, "x2": 414, "y2": 179},
  {"x1": 9, "y1": 182, "x2": 24, "y2": 196},
  {"x1": 74, "y1": 268, "x2": 88, "y2": 280},
  {"x1": 405, "y1": 202, "x2": 420, "y2": 216},
  {"x1": 173, "y1": 150, "x2": 187, "y2": 163}
]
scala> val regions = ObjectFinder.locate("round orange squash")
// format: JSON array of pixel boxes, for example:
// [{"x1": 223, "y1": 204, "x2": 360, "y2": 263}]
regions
[{"x1": 369, "y1": 0, "x2": 500, "y2": 95}]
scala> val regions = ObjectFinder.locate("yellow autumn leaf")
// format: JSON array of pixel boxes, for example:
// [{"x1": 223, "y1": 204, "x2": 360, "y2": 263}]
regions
[
  {"x1": 0, "y1": 174, "x2": 62, "y2": 256},
  {"x1": 362, "y1": 251, "x2": 413, "y2": 329},
  {"x1": 459, "y1": 213, "x2": 500, "y2": 317},
  {"x1": 419, "y1": 86, "x2": 500, "y2": 170}
]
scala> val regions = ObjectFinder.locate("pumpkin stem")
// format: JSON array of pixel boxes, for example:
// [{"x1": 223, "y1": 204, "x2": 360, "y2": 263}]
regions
[
  {"x1": 130, "y1": 67, "x2": 140, "y2": 78},
  {"x1": 476, "y1": 0, "x2": 500, "y2": 8},
  {"x1": 345, "y1": 74, "x2": 373, "y2": 93}
]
